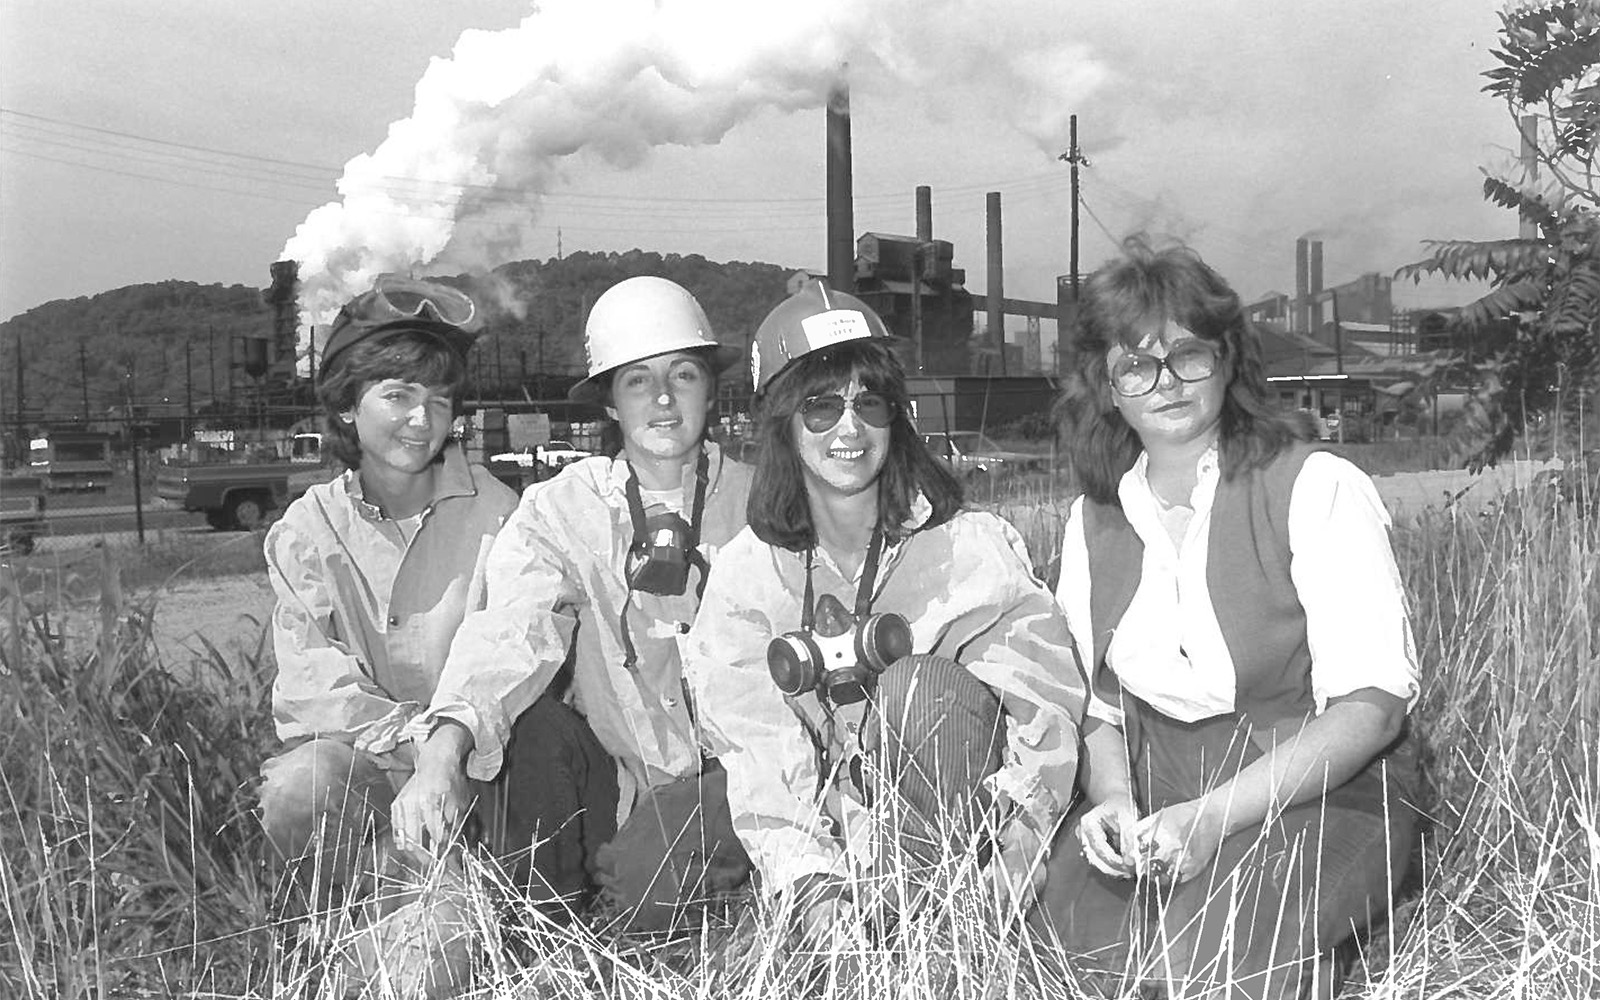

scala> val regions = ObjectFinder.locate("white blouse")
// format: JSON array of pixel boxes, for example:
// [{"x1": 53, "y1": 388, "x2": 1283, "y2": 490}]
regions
[{"x1": 1056, "y1": 449, "x2": 1420, "y2": 726}]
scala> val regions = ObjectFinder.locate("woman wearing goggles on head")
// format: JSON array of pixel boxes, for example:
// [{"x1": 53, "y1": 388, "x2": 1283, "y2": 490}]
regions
[
  {"x1": 1034, "y1": 237, "x2": 1421, "y2": 999},
  {"x1": 679, "y1": 279, "x2": 1088, "y2": 970},
  {"x1": 258, "y1": 275, "x2": 520, "y2": 995},
  {"x1": 394, "y1": 275, "x2": 757, "y2": 935}
]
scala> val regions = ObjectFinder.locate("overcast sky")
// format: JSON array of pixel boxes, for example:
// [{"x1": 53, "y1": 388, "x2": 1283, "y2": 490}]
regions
[{"x1": 2, "y1": 0, "x2": 1511, "y2": 337}]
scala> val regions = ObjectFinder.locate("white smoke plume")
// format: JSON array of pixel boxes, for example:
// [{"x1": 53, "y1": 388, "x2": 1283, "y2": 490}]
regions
[{"x1": 281, "y1": 0, "x2": 1107, "y2": 330}]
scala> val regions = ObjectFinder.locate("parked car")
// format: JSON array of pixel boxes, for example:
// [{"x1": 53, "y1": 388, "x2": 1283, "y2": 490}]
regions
[
  {"x1": 0, "y1": 473, "x2": 47, "y2": 555},
  {"x1": 537, "y1": 440, "x2": 592, "y2": 468},
  {"x1": 157, "y1": 431, "x2": 327, "y2": 530},
  {"x1": 920, "y1": 431, "x2": 1046, "y2": 478}
]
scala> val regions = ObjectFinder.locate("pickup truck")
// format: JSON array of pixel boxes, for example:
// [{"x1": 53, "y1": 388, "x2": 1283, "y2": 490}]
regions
[
  {"x1": 157, "y1": 432, "x2": 328, "y2": 530},
  {"x1": 0, "y1": 473, "x2": 47, "y2": 555},
  {"x1": 920, "y1": 431, "x2": 1047, "y2": 479}
]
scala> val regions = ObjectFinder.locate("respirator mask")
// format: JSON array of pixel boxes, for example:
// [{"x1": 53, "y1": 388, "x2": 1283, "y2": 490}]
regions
[
  {"x1": 765, "y1": 523, "x2": 910, "y2": 705},
  {"x1": 767, "y1": 593, "x2": 912, "y2": 705},
  {"x1": 627, "y1": 509, "x2": 693, "y2": 596},
  {"x1": 622, "y1": 451, "x2": 709, "y2": 598}
]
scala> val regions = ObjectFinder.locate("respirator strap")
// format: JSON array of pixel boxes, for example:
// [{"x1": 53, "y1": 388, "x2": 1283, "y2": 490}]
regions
[
  {"x1": 618, "y1": 448, "x2": 713, "y2": 671},
  {"x1": 799, "y1": 520, "x2": 887, "y2": 628}
]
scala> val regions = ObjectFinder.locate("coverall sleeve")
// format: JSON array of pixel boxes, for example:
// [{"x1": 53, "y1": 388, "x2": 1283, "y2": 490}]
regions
[
  {"x1": 683, "y1": 540, "x2": 852, "y2": 898},
  {"x1": 423, "y1": 486, "x2": 585, "y2": 781},
  {"x1": 265, "y1": 518, "x2": 411, "y2": 746},
  {"x1": 952, "y1": 514, "x2": 1089, "y2": 838}
]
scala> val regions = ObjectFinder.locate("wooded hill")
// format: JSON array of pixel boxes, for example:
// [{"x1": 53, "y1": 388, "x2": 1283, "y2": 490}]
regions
[{"x1": 0, "y1": 250, "x2": 798, "y2": 421}]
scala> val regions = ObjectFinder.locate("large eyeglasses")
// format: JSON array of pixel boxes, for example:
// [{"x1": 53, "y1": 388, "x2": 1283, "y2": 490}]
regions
[
  {"x1": 799, "y1": 391, "x2": 897, "y2": 433},
  {"x1": 361, "y1": 274, "x2": 479, "y2": 330},
  {"x1": 1108, "y1": 341, "x2": 1220, "y2": 397}
]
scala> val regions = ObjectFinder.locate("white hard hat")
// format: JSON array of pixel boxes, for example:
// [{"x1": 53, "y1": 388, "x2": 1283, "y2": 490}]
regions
[{"x1": 569, "y1": 276, "x2": 740, "y2": 403}]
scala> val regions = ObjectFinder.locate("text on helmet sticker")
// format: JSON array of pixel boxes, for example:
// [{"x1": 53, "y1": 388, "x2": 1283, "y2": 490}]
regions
[{"x1": 800, "y1": 309, "x2": 873, "y2": 350}]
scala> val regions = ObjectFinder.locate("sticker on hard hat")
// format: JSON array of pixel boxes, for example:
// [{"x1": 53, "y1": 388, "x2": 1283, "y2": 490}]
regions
[{"x1": 800, "y1": 309, "x2": 874, "y2": 350}]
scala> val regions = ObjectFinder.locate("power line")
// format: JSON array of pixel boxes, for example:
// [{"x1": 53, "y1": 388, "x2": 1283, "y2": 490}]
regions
[{"x1": 1, "y1": 105, "x2": 1073, "y2": 210}]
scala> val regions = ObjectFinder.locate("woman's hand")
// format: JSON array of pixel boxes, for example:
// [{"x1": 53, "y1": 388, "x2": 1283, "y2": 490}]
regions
[
  {"x1": 1134, "y1": 797, "x2": 1226, "y2": 884},
  {"x1": 991, "y1": 817, "x2": 1050, "y2": 917},
  {"x1": 390, "y1": 722, "x2": 474, "y2": 861},
  {"x1": 1076, "y1": 794, "x2": 1140, "y2": 878}
]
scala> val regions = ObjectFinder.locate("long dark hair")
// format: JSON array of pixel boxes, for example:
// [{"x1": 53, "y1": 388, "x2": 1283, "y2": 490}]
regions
[
  {"x1": 316, "y1": 327, "x2": 467, "y2": 469},
  {"x1": 747, "y1": 339, "x2": 964, "y2": 551},
  {"x1": 1056, "y1": 236, "x2": 1311, "y2": 504}
]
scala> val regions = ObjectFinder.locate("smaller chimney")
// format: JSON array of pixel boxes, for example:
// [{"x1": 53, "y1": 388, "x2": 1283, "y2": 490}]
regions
[
  {"x1": 1294, "y1": 239, "x2": 1309, "y2": 334},
  {"x1": 915, "y1": 185, "x2": 932, "y2": 243},
  {"x1": 1310, "y1": 240, "x2": 1324, "y2": 333},
  {"x1": 987, "y1": 192, "x2": 1005, "y2": 375}
]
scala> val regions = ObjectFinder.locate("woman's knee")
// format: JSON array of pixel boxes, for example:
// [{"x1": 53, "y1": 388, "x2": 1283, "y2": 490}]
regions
[
  {"x1": 259, "y1": 738, "x2": 393, "y2": 866},
  {"x1": 868, "y1": 654, "x2": 1005, "y2": 812}
]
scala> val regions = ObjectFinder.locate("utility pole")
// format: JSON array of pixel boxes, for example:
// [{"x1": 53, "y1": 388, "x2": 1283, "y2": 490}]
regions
[
  {"x1": 14, "y1": 334, "x2": 23, "y2": 432},
  {"x1": 209, "y1": 325, "x2": 217, "y2": 409},
  {"x1": 185, "y1": 339, "x2": 194, "y2": 439},
  {"x1": 1058, "y1": 115, "x2": 1087, "y2": 300},
  {"x1": 80, "y1": 341, "x2": 91, "y2": 419}
]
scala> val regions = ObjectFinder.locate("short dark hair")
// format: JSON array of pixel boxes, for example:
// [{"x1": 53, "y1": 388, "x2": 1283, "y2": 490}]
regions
[
  {"x1": 1055, "y1": 236, "x2": 1312, "y2": 505},
  {"x1": 316, "y1": 327, "x2": 468, "y2": 469},
  {"x1": 747, "y1": 339, "x2": 964, "y2": 551}
]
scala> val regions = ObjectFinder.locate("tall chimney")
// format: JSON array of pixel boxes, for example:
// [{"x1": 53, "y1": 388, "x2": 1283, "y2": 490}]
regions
[
  {"x1": 1294, "y1": 238, "x2": 1309, "y2": 334},
  {"x1": 916, "y1": 185, "x2": 932, "y2": 242},
  {"x1": 825, "y1": 82, "x2": 855, "y2": 293},
  {"x1": 1310, "y1": 240, "x2": 1325, "y2": 333},
  {"x1": 987, "y1": 191, "x2": 1005, "y2": 376}
]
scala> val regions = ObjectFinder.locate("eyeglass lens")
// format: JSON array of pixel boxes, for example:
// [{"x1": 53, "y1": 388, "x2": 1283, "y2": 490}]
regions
[
  {"x1": 801, "y1": 392, "x2": 895, "y2": 432},
  {"x1": 1111, "y1": 343, "x2": 1218, "y2": 396}
]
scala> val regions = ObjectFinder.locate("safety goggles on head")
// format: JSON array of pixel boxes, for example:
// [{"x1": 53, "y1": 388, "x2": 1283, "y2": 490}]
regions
[
  {"x1": 1108, "y1": 341, "x2": 1220, "y2": 397},
  {"x1": 359, "y1": 274, "x2": 479, "y2": 330},
  {"x1": 799, "y1": 391, "x2": 897, "y2": 433}
]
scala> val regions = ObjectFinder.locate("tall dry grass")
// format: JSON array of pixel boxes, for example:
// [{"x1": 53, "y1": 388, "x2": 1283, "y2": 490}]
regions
[{"x1": 1, "y1": 468, "x2": 1597, "y2": 997}]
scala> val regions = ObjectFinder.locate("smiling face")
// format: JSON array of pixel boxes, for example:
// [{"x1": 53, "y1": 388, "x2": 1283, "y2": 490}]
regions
[
  {"x1": 792, "y1": 375, "x2": 892, "y2": 501},
  {"x1": 1106, "y1": 319, "x2": 1227, "y2": 452},
  {"x1": 347, "y1": 378, "x2": 454, "y2": 479},
  {"x1": 604, "y1": 350, "x2": 713, "y2": 466}
]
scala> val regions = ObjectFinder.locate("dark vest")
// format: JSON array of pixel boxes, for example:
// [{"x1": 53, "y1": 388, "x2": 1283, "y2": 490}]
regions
[{"x1": 1081, "y1": 445, "x2": 1415, "y2": 815}]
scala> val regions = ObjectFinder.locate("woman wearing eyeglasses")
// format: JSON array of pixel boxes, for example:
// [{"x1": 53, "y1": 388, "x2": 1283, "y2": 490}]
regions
[
  {"x1": 682, "y1": 280, "x2": 1087, "y2": 959},
  {"x1": 1032, "y1": 238, "x2": 1420, "y2": 999}
]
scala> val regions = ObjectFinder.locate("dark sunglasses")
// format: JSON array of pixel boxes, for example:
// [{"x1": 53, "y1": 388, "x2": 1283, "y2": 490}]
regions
[
  {"x1": 799, "y1": 391, "x2": 897, "y2": 432},
  {"x1": 1108, "y1": 341, "x2": 1220, "y2": 397}
]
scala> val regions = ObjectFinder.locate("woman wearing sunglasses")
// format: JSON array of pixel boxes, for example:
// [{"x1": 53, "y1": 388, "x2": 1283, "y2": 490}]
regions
[
  {"x1": 682, "y1": 280, "x2": 1087, "y2": 957},
  {"x1": 1033, "y1": 238, "x2": 1420, "y2": 999}
]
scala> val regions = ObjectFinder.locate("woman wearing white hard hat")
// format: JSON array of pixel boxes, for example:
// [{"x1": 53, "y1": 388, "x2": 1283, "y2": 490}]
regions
[
  {"x1": 681, "y1": 279, "x2": 1088, "y2": 960},
  {"x1": 395, "y1": 275, "x2": 756, "y2": 932}
]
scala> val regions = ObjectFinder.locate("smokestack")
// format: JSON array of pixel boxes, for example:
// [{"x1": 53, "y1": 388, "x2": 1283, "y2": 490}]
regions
[
  {"x1": 826, "y1": 82, "x2": 855, "y2": 293},
  {"x1": 1295, "y1": 238, "x2": 1309, "y2": 334},
  {"x1": 916, "y1": 185, "x2": 932, "y2": 243},
  {"x1": 987, "y1": 191, "x2": 1005, "y2": 376},
  {"x1": 1310, "y1": 240, "x2": 1325, "y2": 333}
]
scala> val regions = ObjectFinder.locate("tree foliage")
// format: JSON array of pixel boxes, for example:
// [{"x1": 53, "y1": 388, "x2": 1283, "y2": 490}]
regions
[{"x1": 1398, "y1": 1, "x2": 1600, "y2": 468}]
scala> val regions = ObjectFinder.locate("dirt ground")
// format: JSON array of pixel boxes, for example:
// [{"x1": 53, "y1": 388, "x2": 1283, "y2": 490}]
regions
[{"x1": 147, "y1": 573, "x2": 277, "y2": 677}]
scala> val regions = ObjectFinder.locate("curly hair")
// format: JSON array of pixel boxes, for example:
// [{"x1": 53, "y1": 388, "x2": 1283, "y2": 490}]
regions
[
  {"x1": 747, "y1": 339, "x2": 964, "y2": 551},
  {"x1": 1056, "y1": 236, "x2": 1312, "y2": 505},
  {"x1": 316, "y1": 327, "x2": 467, "y2": 470}
]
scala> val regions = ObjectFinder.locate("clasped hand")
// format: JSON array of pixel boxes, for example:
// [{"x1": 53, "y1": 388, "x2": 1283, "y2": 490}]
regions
[
  {"x1": 1076, "y1": 795, "x2": 1224, "y2": 884},
  {"x1": 389, "y1": 729, "x2": 473, "y2": 861}
]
